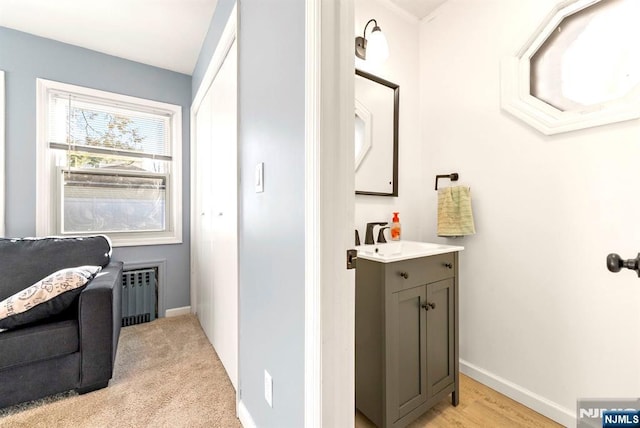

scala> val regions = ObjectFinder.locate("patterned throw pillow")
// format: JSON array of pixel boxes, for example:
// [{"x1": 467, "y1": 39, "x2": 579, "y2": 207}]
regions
[{"x1": 0, "y1": 265, "x2": 101, "y2": 331}]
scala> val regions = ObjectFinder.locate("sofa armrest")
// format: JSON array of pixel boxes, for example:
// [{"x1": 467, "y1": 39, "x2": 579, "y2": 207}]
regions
[{"x1": 77, "y1": 261, "x2": 122, "y2": 390}]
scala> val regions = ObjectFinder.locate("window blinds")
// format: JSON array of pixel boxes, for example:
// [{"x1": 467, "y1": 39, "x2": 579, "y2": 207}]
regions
[{"x1": 47, "y1": 91, "x2": 172, "y2": 161}]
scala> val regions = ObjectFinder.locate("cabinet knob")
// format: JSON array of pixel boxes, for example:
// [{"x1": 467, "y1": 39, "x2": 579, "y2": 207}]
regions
[
  {"x1": 421, "y1": 302, "x2": 436, "y2": 311},
  {"x1": 443, "y1": 263, "x2": 453, "y2": 269},
  {"x1": 399, "y1": 272, "x2": 409, "y2": 279}
]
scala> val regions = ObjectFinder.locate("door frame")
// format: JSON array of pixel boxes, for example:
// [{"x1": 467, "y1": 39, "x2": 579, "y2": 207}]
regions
[
  {"x1": 190, "y1": 0, "x2": 238, "y2": 397},
  {"x1": 305, "y1": 0, "x2": 355, "y2": 426}
]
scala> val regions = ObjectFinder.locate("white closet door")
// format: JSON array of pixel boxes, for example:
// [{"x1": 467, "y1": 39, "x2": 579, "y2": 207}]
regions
[
  {"x1": 195, "y1": 40, "x2": 238, "y2": 389},
  {"x1": 195, "y1": 85, "x2": 214, "y2": 339}
]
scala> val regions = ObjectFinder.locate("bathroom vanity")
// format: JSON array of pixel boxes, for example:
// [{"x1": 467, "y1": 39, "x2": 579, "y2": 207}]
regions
[{"x1": 355, "y1": 241, "x2": 463, "y2": 428}]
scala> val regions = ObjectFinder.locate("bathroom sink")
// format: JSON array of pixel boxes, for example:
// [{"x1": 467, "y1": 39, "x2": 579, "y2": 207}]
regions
[{"x1": 356, "y1": 240, "x2": 464, "y2": 263}]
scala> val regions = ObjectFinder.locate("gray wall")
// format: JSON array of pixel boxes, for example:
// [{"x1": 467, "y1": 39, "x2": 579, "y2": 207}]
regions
[
  {"x1": 0, "y1": 26, "x2": 192, "y2": 312},
  {"x1": 192, "y1": 0, "x2": 237, "y2": 100},
  {"x1": 192, "y1": 0, "x2": 306, "y2": 425},
  {"x1": 239, "y1": 0, "x2": 305, "y2": 424}
]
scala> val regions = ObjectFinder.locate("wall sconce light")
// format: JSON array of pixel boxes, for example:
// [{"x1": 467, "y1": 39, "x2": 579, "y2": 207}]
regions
[{"x1": 355, "y1": 19, "x2": 389, "y2": 63}]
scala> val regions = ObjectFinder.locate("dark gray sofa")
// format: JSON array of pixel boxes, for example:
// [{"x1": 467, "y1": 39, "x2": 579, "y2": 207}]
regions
[{"x1": 0, "y1": 236, "x2": 122, "y2": 408}]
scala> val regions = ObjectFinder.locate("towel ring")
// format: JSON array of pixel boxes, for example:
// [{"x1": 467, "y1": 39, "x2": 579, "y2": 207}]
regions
[{"x1": 435, "y1": 173, "x2": 459, "y2": 190}]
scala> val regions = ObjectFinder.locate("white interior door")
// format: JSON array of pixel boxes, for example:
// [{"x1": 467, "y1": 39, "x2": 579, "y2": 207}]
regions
[{"x1": 194, "y1": 39, "x2": 238, "y2": 389}]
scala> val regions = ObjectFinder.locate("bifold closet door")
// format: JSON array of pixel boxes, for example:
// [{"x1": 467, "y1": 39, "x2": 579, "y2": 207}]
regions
[
  {"x1": 195, "y1": 40, "x2": 238, "y2": 389},
  {"x1": 195, "y1": 80, "x2": 214, "y2": 345}
]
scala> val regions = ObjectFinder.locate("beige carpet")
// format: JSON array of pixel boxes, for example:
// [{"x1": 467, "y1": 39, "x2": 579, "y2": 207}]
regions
[{"x1": 0, "y1": 315, "x2": 241, "y2": 428}]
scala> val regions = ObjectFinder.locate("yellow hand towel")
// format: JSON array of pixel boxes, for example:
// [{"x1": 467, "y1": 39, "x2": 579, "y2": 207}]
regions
[{"x1": 437, "y1": 186, "x2": 476, "y2": 236}]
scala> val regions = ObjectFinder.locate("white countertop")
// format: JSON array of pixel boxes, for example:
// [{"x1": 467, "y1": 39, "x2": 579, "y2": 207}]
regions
[{"x1": 356, "y1": 240, "x2": 464, "y2": 263}]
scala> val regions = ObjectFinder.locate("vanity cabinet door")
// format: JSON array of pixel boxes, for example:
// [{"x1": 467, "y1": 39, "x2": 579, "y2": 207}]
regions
[
  {"x1": 388, "y1": 285, "x2": 428, "y2": 422},
  {"x1": 426, "y1": 278, "x2": 455, "y2": 399}
]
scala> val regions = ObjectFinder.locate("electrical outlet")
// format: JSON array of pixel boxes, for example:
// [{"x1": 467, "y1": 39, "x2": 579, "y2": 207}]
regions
[{"x1": 264, "y1": 370, "x2": 273, "y2": 407}]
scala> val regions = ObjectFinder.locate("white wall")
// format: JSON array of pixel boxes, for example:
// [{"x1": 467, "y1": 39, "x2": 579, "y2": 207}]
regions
[
  {"x1": 420, "y1": 0, "x2": 640, "y2": 425},
  {"x1": 354, "y1": 0, "x2": 425, "y2": 242}
]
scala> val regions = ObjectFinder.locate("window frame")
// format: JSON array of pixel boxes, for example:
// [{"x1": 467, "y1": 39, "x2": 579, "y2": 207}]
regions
[
  {"x1": 36, "y1": 78, "x2": 183, "y2": 247},
  {"x1": 500, "y1": 0, "x2": 640, "y2": 135}
]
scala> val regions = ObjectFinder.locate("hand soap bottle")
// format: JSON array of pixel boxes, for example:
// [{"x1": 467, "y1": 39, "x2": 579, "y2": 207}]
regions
[{"x1": 390, "y1": 212, "x2": 401, "y2": 241}]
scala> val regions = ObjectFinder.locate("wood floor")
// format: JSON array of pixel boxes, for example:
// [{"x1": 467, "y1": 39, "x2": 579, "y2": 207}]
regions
[{"x1": 356, "y1": 374, "x2": 563, "y2": 428}]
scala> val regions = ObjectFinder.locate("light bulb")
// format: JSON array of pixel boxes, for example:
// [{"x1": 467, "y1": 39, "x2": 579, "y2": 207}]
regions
[{"x1": 367, "y1": 27, "x2": 389, "y2": 63}]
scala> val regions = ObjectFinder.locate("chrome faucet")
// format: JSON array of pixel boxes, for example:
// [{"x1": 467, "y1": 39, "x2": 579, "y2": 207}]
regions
[{"x1": 364, "y1": 222, "x2": 388, "y2": 245}]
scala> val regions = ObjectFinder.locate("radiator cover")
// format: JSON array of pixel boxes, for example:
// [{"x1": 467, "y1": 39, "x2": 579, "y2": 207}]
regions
[{"x1": 121, "y1": 268, "x2": 157, "y2": 327}]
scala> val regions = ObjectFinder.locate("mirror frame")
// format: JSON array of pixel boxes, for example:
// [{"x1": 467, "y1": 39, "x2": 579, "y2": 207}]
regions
[{"x1": 355, "y1": 69, "x2": 399, "y2": 196}]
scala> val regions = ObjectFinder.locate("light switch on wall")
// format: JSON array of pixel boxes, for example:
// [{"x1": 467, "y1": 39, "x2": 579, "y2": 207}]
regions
[{"x1": 255, "y1": 162, "x2": 264, "y2": 193}]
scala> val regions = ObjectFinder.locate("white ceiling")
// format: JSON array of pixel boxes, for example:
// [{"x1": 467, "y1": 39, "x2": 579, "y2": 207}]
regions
[
  {"x1": 0, "y1": 0, "x2": 218, "y2": 75},
  {"x1": 0, "y1": 0, "x2": 443, "y2": 75},
  {"x1": 388, "y1": 0, "x2": 447, "y2": 19}
]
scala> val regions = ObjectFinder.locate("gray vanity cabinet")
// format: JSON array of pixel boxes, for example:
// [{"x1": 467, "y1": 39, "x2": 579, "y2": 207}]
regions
[{"x1": 355, "y1": 252, "x2": 459, "y2": 428}]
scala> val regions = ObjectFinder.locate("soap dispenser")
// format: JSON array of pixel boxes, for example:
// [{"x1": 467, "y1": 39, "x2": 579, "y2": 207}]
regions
[{"x1": 390, "y1": 212, "x2": 401, "y2": 241}]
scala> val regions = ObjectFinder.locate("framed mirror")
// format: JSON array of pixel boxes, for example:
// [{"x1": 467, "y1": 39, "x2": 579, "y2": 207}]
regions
[{"x1": 355, "y1": 69, "x2": 399, "y2": 196}]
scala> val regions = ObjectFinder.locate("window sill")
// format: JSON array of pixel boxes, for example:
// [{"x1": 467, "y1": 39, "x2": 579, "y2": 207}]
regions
[
  {"x1": 46, "y1": 232, "x2": 183, "y2": 248},
  {"x1": 109, "y1": 235, "x2": 183, "y2": 248}
]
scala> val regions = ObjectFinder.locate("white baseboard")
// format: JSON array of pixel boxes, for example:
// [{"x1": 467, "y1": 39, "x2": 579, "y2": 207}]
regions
[
  {"x1": 164, "y1": 306, "x2": 191, "y2": 317},
  {"x1": 460, "y1": 359, "x2": 574, "y2": 427},
  {"x1": 238, "y1": 400, "x2": 257, "y2": 428}
]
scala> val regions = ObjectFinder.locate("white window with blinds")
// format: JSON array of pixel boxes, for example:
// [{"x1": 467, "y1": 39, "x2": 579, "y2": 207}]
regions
[{"x1": 36, "y1": 79, "x2": 182, "y2": 247}]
